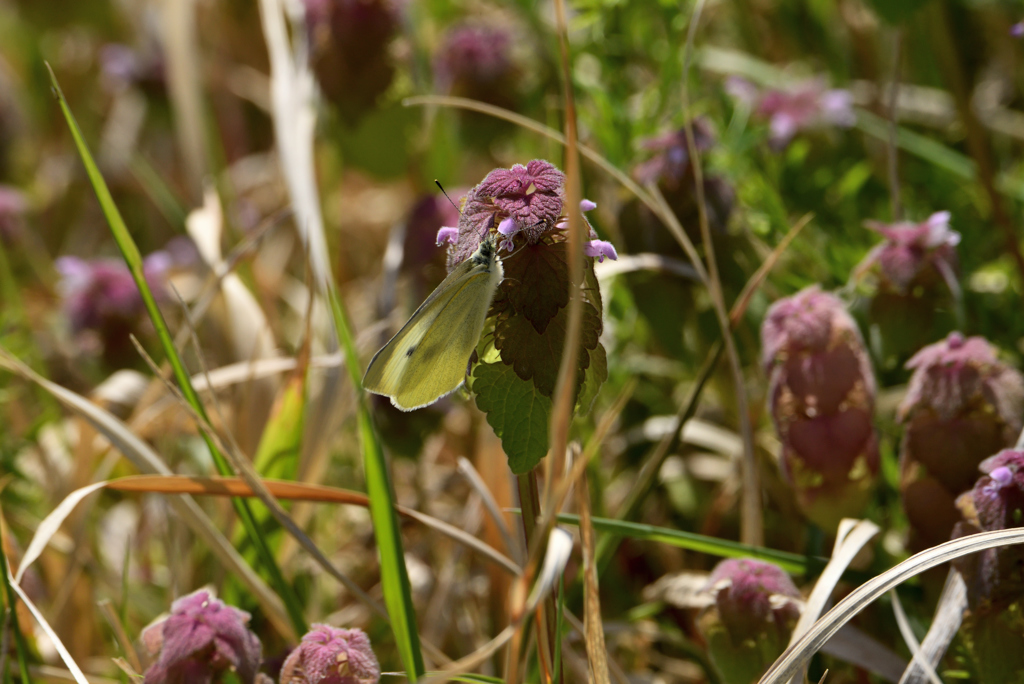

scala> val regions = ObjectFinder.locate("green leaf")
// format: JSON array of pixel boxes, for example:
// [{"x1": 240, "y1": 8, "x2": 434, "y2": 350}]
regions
[
  {"x1": 326, "y1": 290, "x2": 425, "y2": 680},
  {"x1": 556, "y1": 513, "x2": 821, "y2": 575},
  {"x1": 495, "y1": 240, "x2": 571, "y2": 333},
  {"x1": 492, "y1": 238, "x2": 604, "y2": 399},
  {"x1": 473, "y1": 361, "x2": 552, "y2": 474}
]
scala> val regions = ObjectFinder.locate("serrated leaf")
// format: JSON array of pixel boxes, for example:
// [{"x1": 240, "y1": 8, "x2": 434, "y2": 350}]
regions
[
  {"x1": 496, "y1": 240, "x2": 571, "y2": 334},
  {"x1": 473, "y1": 361, "x2": 552, "y2": 474},
  {"x1": 493, "y1": 243, "x2": 604, "y2": 398},
  {"x1": 576, "y1": 342, "x2": 608, "y2": 416}
]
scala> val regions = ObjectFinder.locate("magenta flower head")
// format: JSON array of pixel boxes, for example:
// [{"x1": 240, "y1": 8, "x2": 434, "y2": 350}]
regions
[
  {"x1": 279, "y1": 624, "x2": 380, "y2": 684},
  {"x1": 858, "y1": 212, "x2": 960, "y2": 294},
  {"x1": 56, "y1": 251, "x2": 171, "y2": 362},
  {"x1": 952, "y1": 450, "x2": 1024, "y2": 680},
  {"x1": 140, "y1": 589, "x2": 263, "y2": 684},
  {"x1": 762, "y1": 286, "x2": 879, "y2": 530},
  {"x1": 438, "y1": 159, "x2": 614, "y2": 472},
  {"x1": 434, "y1": 23, "x2": 518, "y2": 103},
  {"x1": 303, "y1": 0, "x2": 398, "y2": 124},
  {"x1": 698, "y1": 558, "x2": 802, "y2": 683},
  {"x1": 0, "y1": 184, "x2": 26, "y2": 244},
  {"x1": 728, "y1": 76, "x2": 855, "y2": 148},
  {"x1": 632, "y1": 119, "x2": 735, "y2": 235},
  {"x1": 56, "y1": 252, "x2": 170, "y2": 334},
  {"x1": 899, "y1": 333, "x2": 1024, "y2": 549}
]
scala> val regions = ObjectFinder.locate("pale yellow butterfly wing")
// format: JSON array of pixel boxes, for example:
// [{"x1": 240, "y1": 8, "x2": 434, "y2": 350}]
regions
[{"x1": 364, "y1": 242, "x2": 502, "y2": 411}]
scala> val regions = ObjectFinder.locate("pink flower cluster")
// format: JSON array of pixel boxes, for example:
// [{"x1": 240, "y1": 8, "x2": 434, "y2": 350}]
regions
[
  {"x1": 435, "y1": 159, "x2": 617, "y2": 268},
  {"x1": 142, "y1": 590, "x2": 380, "y2": 684},
  {"x1": 858, "y1": 211, "x2": 960, "y2": 293},
  {"x1": 761, "y1": 286, "x2": 879, "y2": 530},
  {"x1": 727, "y1": 76, "x2": 855, "y2": 147}
]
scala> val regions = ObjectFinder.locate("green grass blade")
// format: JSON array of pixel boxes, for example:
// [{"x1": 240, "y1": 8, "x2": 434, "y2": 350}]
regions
[
  {"x1": 557, "y1": 513, "x2": 821, "y2": 575},
  {"x1": 1, "y1": 521, "x2": 33, "y2": 684},
  {"x1": 326, "y1": 289, "x2": 425, "y2": 679},
  {"x1": 45, "y1": 64, "x2": 307, "y2": 637}
]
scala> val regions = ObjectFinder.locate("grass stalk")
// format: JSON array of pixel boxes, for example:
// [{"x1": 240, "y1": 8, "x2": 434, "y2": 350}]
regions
[{"x1": 44, "y1": 64, "x2": 308, "y2": 637}]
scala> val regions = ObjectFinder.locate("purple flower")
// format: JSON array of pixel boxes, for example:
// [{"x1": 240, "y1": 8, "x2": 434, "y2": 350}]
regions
[
  {"x1": 858, "y1": 211, "x2": 960, "y2": 293},
  {"x1": 584, "y1": 240, "x2": 617, "y2": 262},
  {"x1": 303, "y1": 0, "x2": 398, "y2": 124},
  {"x1": 434, "y1": 24, "x2": 515, "y2": 93},
  {"x1": 279, "y1": 624, "x2": 380, "y2": 684},
  {"x1": 0, "y1": 184, "x2": 26, "y2": 244},
  {"x1": 762, "y1": 286, "x2": 879, "y2": 530},
  {"x1": 698, "y1": 558, "x2": 801, "y2": 682},
  {"x1": 141, "y1": 590, "x2": 263, "y2": 684},
  {"x1": 898, "y1": 333, "x2": 1024, "y2": 549},
  {"x1": 444, "y1": 159, "x2": 615, "y2": 269},
  {"x1": 56, "y1": 253, "x2": 170, "y2": 334},
  {"x1": 633, "y1": 120, "x2": 717, "y2": 188},
  {"x1": 1012, "y1": 21, "x2": 1024, "y2": 38},
  {"x1": 728, "y1": 76, "x2": 855, "y2": 147}
]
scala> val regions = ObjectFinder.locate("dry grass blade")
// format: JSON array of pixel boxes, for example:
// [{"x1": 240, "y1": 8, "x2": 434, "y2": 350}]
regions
[
  {"x1": 128, "y1": 337, "x2": 395, "y2": 627},
  {"x1": 104, "y1": 475, "x2": 521, "y2": 575},
  {"x1": 97, "y1": 599, "x2": 141, "y2": 674},
  {"x1": 730, "y1": 213, "x2": 813, "y2": 326},
  {"x1": 889, "y1": 588, "x2": 941, "y2": 684},
  {"x1": 7, "y1": 569, "x2": 89, "y2": 684},
  {"x1": 457, "y1": 457, "x2": 521, "y2": 564},
  {"x1": 0, "y1": 347, "x2": 295, "y2": 639},
  {"x1": 759, "y1": 529, "x2": 1024, "y2": 683},
  {"x1": 594, "y1": 253, "x2": 700, "y2": 281},
  {"x1": 257, "y1": 0, "x2": 332, "y2": 288},
  {"x1": 575, "y1": 470, "x2": 610, "y2": 684},
  {"x1": 790, "y1": 519, "x2": 880, "y2": 645},
  {"x1": 421, "y1": 528, "x2": 573, "y2": 684},
  {"x1": 821, "y1": 625, "x2": 906, "y2": 683},
  {"x1": 899, "y1": 570, "x2": 966, "y2": 684}
]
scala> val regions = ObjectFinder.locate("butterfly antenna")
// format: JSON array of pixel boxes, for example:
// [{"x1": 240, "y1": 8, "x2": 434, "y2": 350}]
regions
[{"x1": 435, "y1": 180, "x2": 463, "y2": 216}]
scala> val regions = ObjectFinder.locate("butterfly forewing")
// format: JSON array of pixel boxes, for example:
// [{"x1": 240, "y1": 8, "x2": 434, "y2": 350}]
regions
[{"x1": 363, "y1": 239, "x2": 502, "y2": 411}]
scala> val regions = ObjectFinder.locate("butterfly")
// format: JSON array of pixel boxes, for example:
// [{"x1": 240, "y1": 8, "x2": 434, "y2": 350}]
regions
[{"x1": 363, "y1": 235, "x2": 503, "y2": 411}]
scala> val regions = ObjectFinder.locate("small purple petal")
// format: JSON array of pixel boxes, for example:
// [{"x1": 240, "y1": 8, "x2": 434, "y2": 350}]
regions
[
  {"x1": 436, "y1": 226, "x2": 458, "y2": 245},
  {"x1": 497, "y1": 216, "x2": 517, "y2": 236},
  {"x1": 1012, "y1": 21, "x2": 1024, "y2": 38},
  {"x1": 579, "y1": 199, "x2": 597, "y2": 212},
  {"x1": 499, "y1": 238, "x2": 515, "y2": 252},
  {"x1": 991, "y1": 466, "x2": 1013, "y2": 488},
  {"x1": 584, "y1": 240, "x2": 618, "y2": 263}
]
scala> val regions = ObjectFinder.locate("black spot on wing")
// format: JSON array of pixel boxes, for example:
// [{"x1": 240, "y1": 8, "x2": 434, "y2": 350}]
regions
[{"x1": 406, "y1": 346, "x2": 416, "y2": 357}]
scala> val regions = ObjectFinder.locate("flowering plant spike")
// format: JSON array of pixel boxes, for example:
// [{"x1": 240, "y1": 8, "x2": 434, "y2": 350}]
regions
[
  {"x1": 761, "y1": 286, "x2": 879, "y2": 530},
  {"x1": 854, "y1": 212, "x2": 961, "y2": 363},
  {"x1": 279, "y1": 624, "x2": 381, "y2": 684},
  {"x1": 438, "y1": 159, "x2": 614, "y2": 472},
  {"x1": 898, "y1": 332, "x2": 1024, "y2": 549},
  {"x1": 953, "y1": 450, "x2": 1024, "y2": 682},
  {"x1": 140, "y1": 589, "x2": 263, "y2": 684},
  {"x1": 697, "y1": 558, "x2": 802, "y2": 684}
]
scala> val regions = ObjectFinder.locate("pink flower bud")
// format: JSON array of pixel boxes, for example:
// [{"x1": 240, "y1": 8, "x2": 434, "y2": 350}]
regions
[
  {"x1": 698, "y1": 558, "x2": 802, "y2": 683},
  {"x1": 952, "y1": 450, "x2": 1024, "y2": 681},
  {"x1": 727, "y1": 77, "x2": 854, "y2": 148},
  {"x1": 859, "y1": 212, "x2": 959, "y2": 294},
  {"x1": 141, "y1": 590, "x2": 263, "y2": 684},
  {"x1": 762, "y1": 286, "x2": 879, "y2": 530},
  {"x1": 279, "y1": 624, "x2": 380, "y2": 684},
  {"x1": 899, "y1": 333, "x2": 1024, "y2": 548}
]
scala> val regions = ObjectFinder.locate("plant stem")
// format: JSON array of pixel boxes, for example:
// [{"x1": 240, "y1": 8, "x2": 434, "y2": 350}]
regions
[{"x1": 516, "y1": 470, "x2": 560, "y2": 683}]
